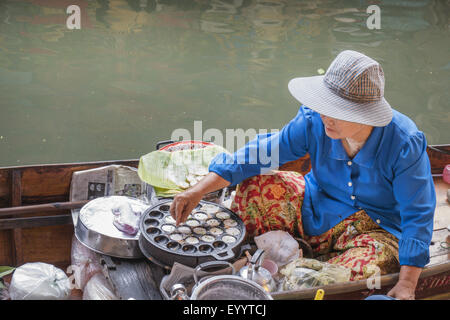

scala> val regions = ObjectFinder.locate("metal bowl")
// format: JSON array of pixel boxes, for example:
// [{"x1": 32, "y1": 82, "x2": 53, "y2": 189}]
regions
[
  {"x1": 75, "y1": 196, "x2": 150, "y2": 259},
  {"x1": 191, "y1": 275, "x2": 273, "y2": 300}
]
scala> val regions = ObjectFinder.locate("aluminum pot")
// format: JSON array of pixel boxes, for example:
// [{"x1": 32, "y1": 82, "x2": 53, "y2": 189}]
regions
[
  {"x1": 75, "y1": 196, "x2": 150, "y2": 259},
  {"x1": 168, "y1": 261, "x2": 273, "y2": 300}
]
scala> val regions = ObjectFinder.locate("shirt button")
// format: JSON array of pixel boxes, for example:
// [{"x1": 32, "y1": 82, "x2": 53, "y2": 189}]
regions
[
  {"x1": 351, "y1": 195, "x2": 356, "y2": 200},
  {"x1": 348, "y1": 182, "x2": 352, "y2": 187},
  {"x1": 376, "y1": 219, "x2": 381, "y2": 224},
  {"x1": 347, "y1": 161, "x2": 352, "y2": 166}
]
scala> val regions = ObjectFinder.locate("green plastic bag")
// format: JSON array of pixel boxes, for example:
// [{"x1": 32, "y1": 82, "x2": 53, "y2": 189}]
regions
[{"x1": 138, "y1": 145, "x2": 229, "y2": 197}]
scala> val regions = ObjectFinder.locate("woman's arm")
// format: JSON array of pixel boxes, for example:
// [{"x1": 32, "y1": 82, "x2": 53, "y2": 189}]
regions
[
  {"x1": 387, "y1": 265, "x2": 422, "y2": 300},
  {"x1": 170, "y1": 105, "x2": 315, "y2": 225},
  {"x1": 390, "y1": 132, "x2": 436, "y2": 299}
]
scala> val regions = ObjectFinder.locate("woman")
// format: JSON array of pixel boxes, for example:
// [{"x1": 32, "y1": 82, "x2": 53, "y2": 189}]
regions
[{"x1": 169, "y1": 50, "x2": 436, "y2": 300}]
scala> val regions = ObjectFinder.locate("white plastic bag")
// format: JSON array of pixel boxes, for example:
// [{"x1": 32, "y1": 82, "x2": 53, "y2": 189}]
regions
[
  {"x1": 254, "y1": 230, "x2": 301, "y2": 267},
  {"x1": 69, "y1": 236, "x2": 103, "y2": 290},
  {"x1": 82, "y1": 273, "x2": 118, "y2": 300},
  {"x1": 9, "y1": 262, "x2": 71, "y2": 300}
]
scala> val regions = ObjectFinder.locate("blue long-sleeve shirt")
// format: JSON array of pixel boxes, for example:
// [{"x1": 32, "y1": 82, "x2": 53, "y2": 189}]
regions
[{"x1": 209, "y1": 106, "x2": 436, "y2": 268}]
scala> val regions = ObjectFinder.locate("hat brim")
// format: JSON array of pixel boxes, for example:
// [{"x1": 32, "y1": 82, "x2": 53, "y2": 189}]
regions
[{"x1": 288, "y1": 76, "x2": 393, "y2": 127}]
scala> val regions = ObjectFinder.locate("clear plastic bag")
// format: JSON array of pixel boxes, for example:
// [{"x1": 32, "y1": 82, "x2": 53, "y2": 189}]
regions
[
  {"x1": 68, "y1": 236, "x2": 103, "y2": 290},
  {"x1": 254, "y1": 230, "x2": 301, "y2": 267},
  {"x1": 8, "y1": 262, "x2": 71, "y2": 300},
  {"x1": 82, "y1": 273, "x2": 118, "y2": 300},
  {"x1": 279, "y1": 258, "x2": 351, "y2": 291},
  {"x1": 111, "y1": 198, "x2": 141, "y2": 235}
]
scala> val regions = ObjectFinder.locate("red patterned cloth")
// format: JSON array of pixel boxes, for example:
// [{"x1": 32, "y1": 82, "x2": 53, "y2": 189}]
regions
[{"x1": 231, "y1": 171, "x2": 400, "y2": 281}]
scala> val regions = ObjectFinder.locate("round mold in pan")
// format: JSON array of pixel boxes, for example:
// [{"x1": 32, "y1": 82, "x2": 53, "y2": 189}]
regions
[
  {"x1": 205, "y1": 218, "x2": 221, "y2": 227},
  {"x1": 192, "y1": 211, "x2": 208, "y2": 221},
  {"x1": 221, "y1": 235, "x2": 237, "y2": 244},
  {"x1": 147, "y1": 210, "x2": 164, "y2": 219},
  {"x1": 161, "y1": 224, "x2": 176, "y2": 233},
  {"x1": 181, "y1": 244, "x2": 198, "y2": 254},
  {"x1": 163, "y1": 215, "x2": 176, "y2": 224},
  {"x1": 143, "y1": 218, "x2": 160, "y2": 227},
  {"x1": 185, "y1": 218, "x2": 201, "y2": 228}
]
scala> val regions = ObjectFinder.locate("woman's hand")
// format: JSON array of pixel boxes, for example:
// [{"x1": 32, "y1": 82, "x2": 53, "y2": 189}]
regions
[
  {"x1": 387, "y1": 265, "x2": 421, "y2": 300},
  {"x1": 170, "y1": 189, "x2": 203, "y2": 225},
  {"x1": 387, "y1": 279, "x2": 416, "y2": 300},
  {"x1": 169, "y1": 172, "x2": 231, "y2": 225}
]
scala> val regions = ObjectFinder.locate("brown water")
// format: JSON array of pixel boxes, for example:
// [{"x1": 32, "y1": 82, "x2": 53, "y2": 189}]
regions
[{"x1": 0, "y1": 0, "x2": 448, "y2": 166}]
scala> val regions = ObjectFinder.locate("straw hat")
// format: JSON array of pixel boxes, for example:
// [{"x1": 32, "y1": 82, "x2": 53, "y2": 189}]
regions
[{"x1": 288, "y1": 50, "x2": 393, "y2": 127}]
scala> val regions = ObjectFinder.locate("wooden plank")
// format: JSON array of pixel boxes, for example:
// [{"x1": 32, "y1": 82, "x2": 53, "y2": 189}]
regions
[
  {"x1": 0, "y1": 214, "x2": 72, "y2": 230},
  {"x1": 105, "y1": 257, "x2": 166, "y2": 300},
  {"x1": 21, "y1": 225, "x2": 74, "y2": 268},
  {"x1": 0, "y1": 200, "x2": 89, "y2": 218},
  {"x1": 0, "y1": 169, "x2": 10, "y2": 208},
  {"x1": 21, "y1": 166, "x2": 89, "y2": 201},
  {"x1": 422, "y1": 291, "x2": 450, "y2": 300},
  {"x1": 414, "y1": 270, "x2": 450, "y2": 299},
  {"x1": 11, "y1": 169, "x2": 23, "y2": 266},
  {"x1": 20, "y1": 162, "x2": 138, "y2": 204},
  {"x1": 427, "y1": 145, "x2": 450, "y2": 175},
  {"x1": 0, "y1": 229, "x2": 13, "y2": 266},
  {"x1": 0, "y1": 160, "x2": 138, "y2": 207}
]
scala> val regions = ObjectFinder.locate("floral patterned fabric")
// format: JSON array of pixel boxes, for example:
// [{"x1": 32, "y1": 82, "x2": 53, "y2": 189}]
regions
[{"x1": 231, "y1": 171, "x2": 400, "y2": 281}]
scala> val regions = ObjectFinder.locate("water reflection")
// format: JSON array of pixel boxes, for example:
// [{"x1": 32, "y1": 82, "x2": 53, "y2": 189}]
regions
[{"x1": 0, "y1": 0, "x2": 448, "y2": 166}]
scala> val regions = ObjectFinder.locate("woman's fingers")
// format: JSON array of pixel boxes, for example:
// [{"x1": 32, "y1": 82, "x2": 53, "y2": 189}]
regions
[
  {"x1": 170, "y1": 198, "x2": 180, "y2": 220},
  {"x1": 180, "y1": 202, "x2": 197, "y2": 224},
  {"x1": 170, "y1": 191, "x2": 203, "y2": 225},
  {"x1": 170, "y1": 200, "x2": 176, "y2": 219},
  {"x1": 176, "y1": 197, "x2": 191, "y2": 226}
]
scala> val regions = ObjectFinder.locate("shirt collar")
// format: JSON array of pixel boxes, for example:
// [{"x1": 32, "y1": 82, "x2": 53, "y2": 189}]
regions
[{"x1": 323, "y1": 126, "x2": 384, "y2": 168}]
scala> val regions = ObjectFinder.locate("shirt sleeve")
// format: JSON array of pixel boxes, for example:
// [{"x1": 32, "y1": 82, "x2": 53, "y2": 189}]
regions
[
  {"x1": 208, "y1": 106, "x2": 313, "y2": 186},
  {"x1": 392, "y1": 132, "x2": 436, "y2": 268}
]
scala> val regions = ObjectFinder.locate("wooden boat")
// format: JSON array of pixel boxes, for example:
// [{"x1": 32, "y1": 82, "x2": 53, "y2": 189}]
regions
[{"x1": 0, "y1": 145, "x2": 449, "y2": 300}]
